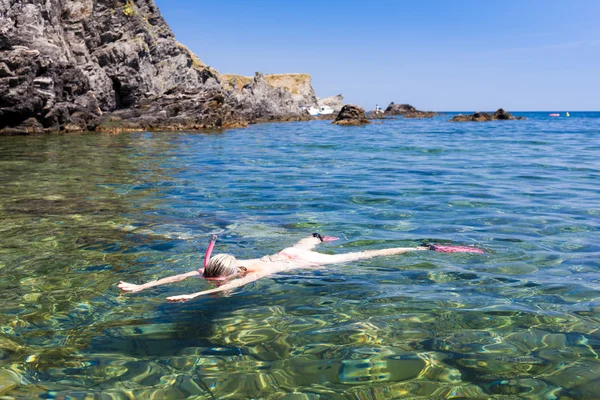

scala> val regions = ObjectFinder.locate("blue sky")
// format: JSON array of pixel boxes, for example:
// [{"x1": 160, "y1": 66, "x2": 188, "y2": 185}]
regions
[{"x1": 154, "y1": 0, "x2": 599, "y2": 111}]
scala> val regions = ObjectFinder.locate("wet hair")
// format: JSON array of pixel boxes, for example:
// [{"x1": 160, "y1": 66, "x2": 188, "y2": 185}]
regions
[{"x1": 203, "y1": 254, "x2": 246, "y2": 278}]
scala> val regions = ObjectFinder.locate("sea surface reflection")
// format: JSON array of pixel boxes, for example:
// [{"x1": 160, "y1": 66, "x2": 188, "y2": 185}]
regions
[{"x1": 1, "y1": 113, "x2": 599, "y2": 398}]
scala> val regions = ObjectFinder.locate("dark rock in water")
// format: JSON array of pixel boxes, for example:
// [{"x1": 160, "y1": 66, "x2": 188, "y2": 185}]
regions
[
  {"x1": 450, "y1": 112, "x2": 493, "y2": 122},
  {"x1": 384, "y1": 102, "x2": 437, "y2": 118},
  {"x1": 385, "y1": 103, "x2": 417, "y2": 114},
  {"x1": 449, "y1": 108, "x2": 525, "y2": 122},
  {"x1": 402, "y1": 111, "x2": 438, "y2": 119},
  {"x1": 494, "y1": 108, "x2": 520, "y2": 120},
  {"x1": 0, "y1": 0, "x2": 309, "y2": 135},
  {"x1": 332, "y1": 105, "x2": 370, "y2": 126}
]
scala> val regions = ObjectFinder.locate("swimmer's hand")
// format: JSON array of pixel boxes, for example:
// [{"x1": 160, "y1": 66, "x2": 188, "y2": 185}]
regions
[
  {"x1": 118, "y1": 281, "x2": 145, "y2": 293},
  {"x1": 321, "y1": 236, "x2": 339, "y2": 242}
]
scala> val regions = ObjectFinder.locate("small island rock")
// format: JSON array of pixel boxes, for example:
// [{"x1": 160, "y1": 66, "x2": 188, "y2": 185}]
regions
[
  {"x1": 385, "y1": 102, "x2": 437, "y2": 118},
  {"x1": 332, "y1": 105, "x2": 370, "y2": 126},
  {"x1": 449, "y1": 108, "x2": 525, "y2": 122}
]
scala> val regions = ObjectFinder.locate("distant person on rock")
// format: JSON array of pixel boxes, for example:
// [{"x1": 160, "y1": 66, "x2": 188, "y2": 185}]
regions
[{"x1": 118, "y1": 234, "x2": 483, "y2": 302}]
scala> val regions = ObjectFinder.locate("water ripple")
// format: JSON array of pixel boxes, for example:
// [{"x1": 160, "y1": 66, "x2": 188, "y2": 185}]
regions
[{"x1": 0, "y1": 113, "x2": 599, "y2": 397}]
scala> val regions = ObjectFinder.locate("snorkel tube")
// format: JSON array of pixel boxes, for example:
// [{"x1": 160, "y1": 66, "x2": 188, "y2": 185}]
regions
[{"x1": 203, "y1": 234, "x2": 218, "y2": 269}]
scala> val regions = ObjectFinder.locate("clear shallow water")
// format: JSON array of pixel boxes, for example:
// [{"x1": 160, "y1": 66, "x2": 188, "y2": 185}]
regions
[{"x1": 0, "y1": 112, "x2": 599, "y2": 398}]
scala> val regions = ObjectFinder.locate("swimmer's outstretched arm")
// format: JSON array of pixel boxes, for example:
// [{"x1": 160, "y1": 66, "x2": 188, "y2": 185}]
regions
[
  {"x1": 166, "y1": 273, "x2": 263, "y2": 302},
  {"x1": 312, "y1": 246, "x2": 430, "y2": 265},
  {"x1": 118, "y1": 269, "x2": 203, "y2": 293}
]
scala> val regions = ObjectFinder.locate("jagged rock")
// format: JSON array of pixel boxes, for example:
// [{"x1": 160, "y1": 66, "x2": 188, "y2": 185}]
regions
[
  {"x1": 263, "y1": 74, "x2": 317, "y2": 109},
  {"x1": 384, "y1": 102, "x2": 437, "y2": 118},
  {"x1": 224, "y1": 72, "x2": 311, "y2": 124},
  {"x1": 385, "y1": 103, "x2": 417, "y2": 114},
  {"x1": 317, "y1": 94, "x2": 344, "y2": 113},
  {"x1": 0, "y1": 0, "x2": 309, "y2": 135},
  {"x1": 332, "y1": 105, "x2": 370, "y2": 126},
  {"x1": 450, "y1": 112, "x2": 492, "y2": 122},
  {"x1": 449, "y1": 108, "x2": 525, "y2": 122},
  {"x1": 494, "y1": 108, "x2": 519, "y2": 120},
  {"x1": 96, "y1": 72, "x2": 309, "y2": 132}
]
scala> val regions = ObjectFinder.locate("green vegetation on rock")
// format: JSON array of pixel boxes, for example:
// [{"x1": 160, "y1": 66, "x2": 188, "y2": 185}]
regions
[{"x1": 122, "y1": 0, "x2": 135, "y2": 17}]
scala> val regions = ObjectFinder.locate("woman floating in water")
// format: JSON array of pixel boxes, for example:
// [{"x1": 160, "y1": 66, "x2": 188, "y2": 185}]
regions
[{"x1": 118, "y1": 234, "x2": 484, "y2": 302}]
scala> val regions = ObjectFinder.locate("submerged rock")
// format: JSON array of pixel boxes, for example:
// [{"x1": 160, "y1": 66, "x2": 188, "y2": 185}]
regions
[
  {"x1": 0, "y1": 0, "x2": 309, "y2": 135},
  {"x1": 449, "y1": 108, "x2": 525, "y2": 122},
  {"x1": 384, "y1": 102, "x2": 437, "y2": 118},
  {"x1": 332, "y1": 105, "x2": 370, "y2": 126}
]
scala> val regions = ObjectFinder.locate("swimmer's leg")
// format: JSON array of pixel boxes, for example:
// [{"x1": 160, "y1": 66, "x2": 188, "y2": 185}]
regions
[{"x1": 305, "y1": 246, "x2": 429, "y2": 265}]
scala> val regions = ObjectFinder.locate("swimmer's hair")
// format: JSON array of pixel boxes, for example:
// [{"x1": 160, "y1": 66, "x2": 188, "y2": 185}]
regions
[{"x1": 203, "y1": 254, "x2": 240, "y2": 278}]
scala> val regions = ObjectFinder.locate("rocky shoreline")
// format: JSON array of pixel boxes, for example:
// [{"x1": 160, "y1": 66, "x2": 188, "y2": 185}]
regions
[
  {"x1": 0, "y1": 0, "x2": 312, "y2": 135},
  {"x1": 0, "y1": 1, "x2": 527, "y2": 135}
]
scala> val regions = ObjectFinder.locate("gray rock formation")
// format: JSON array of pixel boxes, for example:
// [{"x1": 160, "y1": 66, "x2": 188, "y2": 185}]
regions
[
  {"x1": 449, "y1": 108, "x2": 525, "y2": 122},
  {"x1": 317, "y1": 94, "x2": 344, "y2": 113},
  {"x1": 0, "y1": 0, "x2": 309, "y2": 134},
  {"x1": 385, "y1": 102, "x2": 437, "y2": 118},
  {"x1": 221, "y1": 73, "x2": 318, "y2": 109},
  {"x1": 385, "y1": 103, "x2": 416, "y2": 114},
  {"x1": 332, "y1": 105, "x2": 370, "y2": 126},
  {"x1": 100, "y1": 72, "x2": 309, "y2": 132}
]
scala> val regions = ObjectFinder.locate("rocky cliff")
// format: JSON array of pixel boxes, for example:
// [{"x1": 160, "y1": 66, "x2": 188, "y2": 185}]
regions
[
  {"x1": 0, "y1": 0, "x2": 309, "y2": 135},
  {"x1": 221, "y1": 73, "x2": 318, "y2": 108}
]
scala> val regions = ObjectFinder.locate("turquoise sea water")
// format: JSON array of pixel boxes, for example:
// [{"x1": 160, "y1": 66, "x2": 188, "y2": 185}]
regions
[{"x1": 0, "y1": 112, "x2": 599, "y2": 398}]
